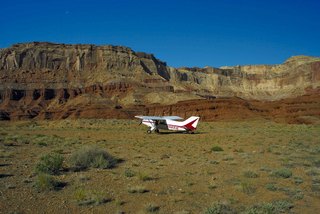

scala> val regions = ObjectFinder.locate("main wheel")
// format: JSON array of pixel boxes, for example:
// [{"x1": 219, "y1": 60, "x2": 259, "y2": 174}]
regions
[
  {"x1": 155, "y1": 129, "x2": 160, "y2": 133},
  {"x1": 147, "y1": 130, "x2": 152, "y2": 134}
]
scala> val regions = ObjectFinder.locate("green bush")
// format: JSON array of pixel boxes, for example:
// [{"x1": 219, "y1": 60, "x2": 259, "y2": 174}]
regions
[
  {"x1": 35, "y1": 153, "x2": 64, "y2": 175},
  {"x1": 272, "y1": 168, "x2": 292, "y2": 178},
  {"x1": 211, "y1": 146, "x2": 224, "y2": 152},
  {"x1": 124, "y1": 168, "x2": 135, "y2": 177},
  {"x1": 70, "y1": 146, "x2": 117, "y2": 170},
  {"x1": 243, "y1": 170, "x2": 259, "y2": 178},
  {"x1": 34, "y1": 173, "x2": 59, "y2": 191},
  {"x1": 265, "y1": 183, "x2": 278, "y2": 191},
  {"x1": 203, "y1": 203, "x2": 236, "y2": 214}
]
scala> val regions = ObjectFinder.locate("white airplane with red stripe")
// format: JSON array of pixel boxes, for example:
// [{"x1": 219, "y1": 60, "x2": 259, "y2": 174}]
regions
[{"x1": 135, "y1": 115, "x2": 200, "y2": 134}]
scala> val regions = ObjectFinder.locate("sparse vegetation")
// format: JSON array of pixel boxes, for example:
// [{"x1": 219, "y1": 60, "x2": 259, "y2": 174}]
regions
[
  {"x1": 211, "y1": 146, "x2": 224, "y2": 152},
  {"x1": 138, "y1": 171, "x2": 153, "y2": 181},
  {"x1": 208, "y1": 184, "x2": 218, "y2": 190},
  {"x1": 272, "y1": 168, "x2": 293, "y2": 178},
  {"x1": 293, "y1": 176, "x2": 303, "y2": 185},
  {"x1": 1, "y1": 119, "x2": 319, "y2": 213},
  {"x1": 203, "y1": 202, "x2": 236, "y2": 214},
  {"x1": 70, "y1": 146, "x2": 117, "y2": 170},
  {"x1": 34, "y1": 173, "x2": 59, "y2": 192},
  {"x1": 243, "y1": 170, "x2": 259, "y2": 178},
  {"x1": 127, "y1": 186, "x2": 149, "y2": 193},
  {"x1": 74, "y1": 187, "x2": 110, "y2": 206},
  {"x1": 265, "y1": 183, "x2": 278, "y2": 191},
  {"x1": 124, "y1": 168, "x2": 135, "y2": 177},
  {"x1": 35, "y1": 153, "x2": 64, "y2": 175},
  {"x1": 239, "y1": 182, "x2": 256, "y2": 195},
  {"x1": 243, "y1": 200, "x2": 293, "y2": 214},
  {"x1": 210, "y1": 160, "x2": 220, "y2": 164},
  {"x1": 265, "y1": 183, "x2": 304, "y2": 200},
  {"x1": 145, "y1": 203, "x2": 160, "y2": 213}
]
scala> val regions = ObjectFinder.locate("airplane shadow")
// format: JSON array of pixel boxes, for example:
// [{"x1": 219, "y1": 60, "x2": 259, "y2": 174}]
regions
[{"x1": 157, "y1": 131, "x2": 206, "y2": 135}]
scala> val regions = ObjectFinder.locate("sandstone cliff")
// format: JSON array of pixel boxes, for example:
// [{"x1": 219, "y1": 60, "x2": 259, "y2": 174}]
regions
[{"x1": 0, "y1": 42, "x2": 319, "y2": 121}]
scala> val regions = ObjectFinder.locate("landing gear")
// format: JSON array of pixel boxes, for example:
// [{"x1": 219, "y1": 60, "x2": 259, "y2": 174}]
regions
[
  {"x1": 147, "y1": 129, "x2": 159, "y2": 134},
  {"x1": 186, "y1": 130, "x2": 195, "y2": 134}
]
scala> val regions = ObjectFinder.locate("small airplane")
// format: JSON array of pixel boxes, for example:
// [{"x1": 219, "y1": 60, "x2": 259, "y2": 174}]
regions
[{"x1": 135, "y1": 115, "x2": 200, "y2": 134}]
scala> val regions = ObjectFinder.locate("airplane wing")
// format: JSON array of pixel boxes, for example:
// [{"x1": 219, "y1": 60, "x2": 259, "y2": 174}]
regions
[
  {"x1": 161, "y1": 116, "x2": 183, "y2": 120},
  {"x1": 135, "y1": 115, "x2": 183, "y2": 120}
]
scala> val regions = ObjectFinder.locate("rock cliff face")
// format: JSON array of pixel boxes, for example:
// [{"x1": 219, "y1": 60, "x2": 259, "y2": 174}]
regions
[
  {"x1": 0, "y1": 42, "x2": 319, "y2": 122},
  {"x1": 170, "y1": 56, "x2": 320, "y2": 100}
]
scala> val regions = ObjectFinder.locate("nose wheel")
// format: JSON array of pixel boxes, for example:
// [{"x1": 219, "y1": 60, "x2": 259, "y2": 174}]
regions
[{"x1": 147, "y1": 130, "x2": 152, "y2": 134}]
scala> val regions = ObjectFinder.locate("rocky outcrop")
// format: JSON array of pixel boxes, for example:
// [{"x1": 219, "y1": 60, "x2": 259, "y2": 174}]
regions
[
  {"x1": 0, "y1": 42, "x2": 319, "y2": 122},
  {"x1": 169, "y1": 56, "x2": 320, "y2": 100}
]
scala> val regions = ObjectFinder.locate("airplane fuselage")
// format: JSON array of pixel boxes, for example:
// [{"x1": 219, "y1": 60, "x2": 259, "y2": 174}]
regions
[{"x1": 138, "y1": 116, "x2": 200, "y2": 133}]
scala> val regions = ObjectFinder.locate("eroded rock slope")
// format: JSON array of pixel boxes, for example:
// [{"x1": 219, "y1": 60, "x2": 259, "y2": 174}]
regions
[{"x1": 0, "y1": 42, "x2": 319, "y2": 122}]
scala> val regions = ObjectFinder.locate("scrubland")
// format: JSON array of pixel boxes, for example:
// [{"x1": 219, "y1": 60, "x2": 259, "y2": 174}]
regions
[{"x1": 0, "y1": 119, "x2": 319, "y2": 213}]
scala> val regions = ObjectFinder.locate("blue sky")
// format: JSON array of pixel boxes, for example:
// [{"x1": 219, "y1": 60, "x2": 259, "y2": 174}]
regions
[{"x1": 1, "y1": 0, "x2": 320, "y2": 67}]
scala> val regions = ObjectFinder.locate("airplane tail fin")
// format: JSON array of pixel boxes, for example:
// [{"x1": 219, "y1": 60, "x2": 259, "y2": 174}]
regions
[{"x1": 182, "y1": 116, "x2": 200, "y2": 130}]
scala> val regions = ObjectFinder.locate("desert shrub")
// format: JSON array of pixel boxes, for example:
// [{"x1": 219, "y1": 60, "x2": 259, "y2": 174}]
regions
[
  {"x1": 265, "y1": 183, "x2": 304, "y2": 200},
  {"x1": 222, "y1": 156, "x2": 234, "y2": 161},
  {"x1": 145, "y1": 203, "x2": 160, "y2": 213},
  {"x1": 34, "y1": 173, "x2": 59, "y2": 191},
  {"x1": 243, "y1": 200, "x2": 293, "y2": 214},
  {"x1": 78, "y1": 174, "x2": 90, "y2": 182},
  {"x1": 243, "y1": 170, "x2": 259, "y2": 178},
  {"x1": 311, "y1": 178, "x2": 320, "y2": 194},
  {"x1": 90, "y1": 190, "x2": 110, "y2": 205},
  {"x1": 240, "y1": 182, "x2": 256, "y2": 195},
  {"x1": 306, "y1": 168, "x2": 320, "y2": 176},
  {"x1": 128, "y1": 186, "x2": 148, "y2": 193},
  {"x1": 272, "y1": 168, "x2": 292, "y2": 178},
  {"x1": 265, "y1": 183, "x2": 278, "y2": 191},
  {"x1": 208, "y1": 183, "x2": 218, "y2": 190},
  {"x1": 74, "y1": 187, "x2": 88, "y2": 203},
  {"x1": 290, "y1": 189, "x2": 304, "y2": 200},
  {"x1": 35, "y1": 153, "x2": 64, "y2": 175},
  {"x1": 211, "y1": 146, "x2": 224, "y2": 152},
  {"x1": 74, "y1": 187, "x2": 109, "y2": 206},
  {"x1": 203, "y1": 202, "x2": 236, "y2": 214},
  {"x1": 312, "y1": 159, "x2": 320, "y2": 167},
  {"x1": 124, "y1": 168, "x2": 135, "y2": 177},
  {"x1": 210, "y1": 160, "x2": 220, "y2": 165},
  {"x1": 138, "y1": 171, "x2": 152, "y2": 181},
  {"x1": 37, "y1": 141, "x2": 48, "y2": 146},
  {"x1": 293, "y1": 176, "x2": 303, "y2": 185},
  {"x1": 2, "y1": 134, "x2": 27, "y2": 146},
  {"x1": 32, "y1": 134, "x2": 63, "y2": 146},
  {"x1": 70, "y1": 146, "x2": 117, "y2": 170}
]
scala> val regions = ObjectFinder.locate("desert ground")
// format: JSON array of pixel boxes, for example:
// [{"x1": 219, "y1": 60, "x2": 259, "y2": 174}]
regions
[{"x1": 0, "y1": 119, "x2": 320, "y2": 213}]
